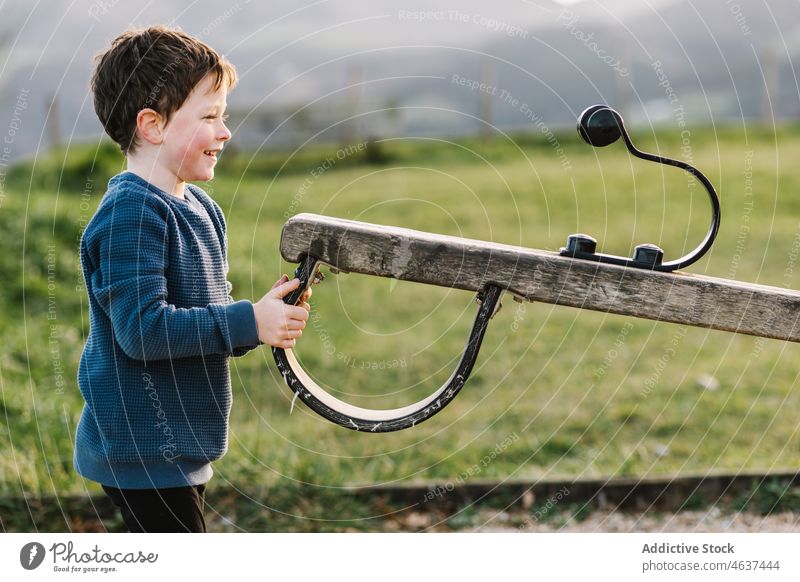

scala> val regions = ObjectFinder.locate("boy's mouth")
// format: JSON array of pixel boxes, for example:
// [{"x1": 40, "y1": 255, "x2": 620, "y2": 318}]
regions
[{"x1": 203, "y1": 148, "x2": 221, "y2": 160}]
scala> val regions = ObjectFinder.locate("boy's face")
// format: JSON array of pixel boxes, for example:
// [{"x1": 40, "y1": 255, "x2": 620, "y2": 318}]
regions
[{"x1": 159, "y1": 73, "x2": 231, "y2": 183}]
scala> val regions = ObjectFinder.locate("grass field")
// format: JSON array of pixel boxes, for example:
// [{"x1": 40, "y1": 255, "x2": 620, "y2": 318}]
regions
[{"x1": 2, "y1": 122, "x2": 800, "y2": 529}]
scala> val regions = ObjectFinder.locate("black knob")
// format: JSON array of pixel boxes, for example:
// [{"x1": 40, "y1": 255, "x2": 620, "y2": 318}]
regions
[
  {"x1": 633, "y1": 244, "x2": 664, "y2": 267},
  {"x1": 578, "y1": 105, "x2": 623, "y2": 147},
  {"x1": 565, "y1": 233, "x2": 597, "y2": 255}
]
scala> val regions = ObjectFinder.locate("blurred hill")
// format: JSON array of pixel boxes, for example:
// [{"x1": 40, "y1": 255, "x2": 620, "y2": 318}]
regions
[{"x1": 0, "y1": 0, "x2": 797, "y2": 159}]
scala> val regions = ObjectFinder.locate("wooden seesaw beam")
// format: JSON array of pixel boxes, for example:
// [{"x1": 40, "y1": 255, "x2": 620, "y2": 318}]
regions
[
  {"x1": 272, "y1": 212, "x2": 800, "y2": 432},
  {"x1": 281, "y1": 213, "x2": 800, "y2": 343}
]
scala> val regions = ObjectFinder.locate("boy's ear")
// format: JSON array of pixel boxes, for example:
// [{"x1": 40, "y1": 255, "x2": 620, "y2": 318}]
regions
[{"x1": 135, "y1": 108, "x2": 166, "y2": 146}]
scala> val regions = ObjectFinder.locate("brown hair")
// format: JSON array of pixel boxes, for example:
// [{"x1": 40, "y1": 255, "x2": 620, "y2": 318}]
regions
[{"x1": 91, "y1": 26, "x2": 237, "y2": 154}]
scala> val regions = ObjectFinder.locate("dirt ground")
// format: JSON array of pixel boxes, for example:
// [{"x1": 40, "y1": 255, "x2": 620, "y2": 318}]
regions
[{"x1": 468, "y1": 508, "x2": 800, "y2": 532}]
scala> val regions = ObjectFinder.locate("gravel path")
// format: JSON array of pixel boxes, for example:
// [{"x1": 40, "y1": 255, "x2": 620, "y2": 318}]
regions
[{"x1": 470, "y1": 508, "x2": 800, "y2": 532}]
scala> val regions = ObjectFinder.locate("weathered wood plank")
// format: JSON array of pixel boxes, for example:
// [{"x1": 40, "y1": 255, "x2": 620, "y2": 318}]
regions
[{"x1": 281, "y1": 213, "x2": 800, "y2": 343}]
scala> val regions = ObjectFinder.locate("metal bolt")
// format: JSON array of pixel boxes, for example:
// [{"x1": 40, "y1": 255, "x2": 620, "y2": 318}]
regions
[
  {"x1": 564, "y1": 233, "x2": 597, "y2": 256},
  {"x1": 633, "y1": 243, "x2": 664, "y2": 267}
]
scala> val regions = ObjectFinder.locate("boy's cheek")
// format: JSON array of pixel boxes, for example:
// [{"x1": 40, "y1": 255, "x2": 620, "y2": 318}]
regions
[
  {"x1": 186, "y1": 132, "x2": 212, "y2": 155},
  {"x1": 173, "y1": 138, "x2": 203, "y2": 166}
]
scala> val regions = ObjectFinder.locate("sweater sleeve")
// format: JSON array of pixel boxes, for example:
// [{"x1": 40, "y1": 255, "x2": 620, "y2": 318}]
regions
[
  {"x1": 90, "y1": 195, "x2": 260, "y2": 361},
  {"x1": 209, "y1": 191, "x2": 262, "y2": 358},
  {"x1": 228, "y1": 279, "x2": 263, "y2": 357}
]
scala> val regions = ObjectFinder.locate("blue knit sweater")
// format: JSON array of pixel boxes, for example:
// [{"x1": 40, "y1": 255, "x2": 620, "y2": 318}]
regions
[{"x1": 74, "y1": 171, "x2": 260, "y2": 489}]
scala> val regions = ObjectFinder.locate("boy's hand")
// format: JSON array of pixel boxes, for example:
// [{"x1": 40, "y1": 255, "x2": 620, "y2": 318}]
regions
[{"x1": 253, "y1": 275, "x2": 311, "y2": 349}]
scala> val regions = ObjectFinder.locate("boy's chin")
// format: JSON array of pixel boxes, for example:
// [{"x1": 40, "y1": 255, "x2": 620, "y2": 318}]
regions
[{"x1": 181, "y1": 169, "x2": 214, "y2": 183}]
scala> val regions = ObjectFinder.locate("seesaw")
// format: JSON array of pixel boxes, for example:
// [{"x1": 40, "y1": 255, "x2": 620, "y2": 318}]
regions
[{"x1": 272, "y1": 105, "x2": 800, "y2": 432}]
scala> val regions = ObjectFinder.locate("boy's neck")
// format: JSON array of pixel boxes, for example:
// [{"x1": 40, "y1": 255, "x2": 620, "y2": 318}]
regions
[{"x1": 126, "y1": 152, "x2": 186, "y2": 199}]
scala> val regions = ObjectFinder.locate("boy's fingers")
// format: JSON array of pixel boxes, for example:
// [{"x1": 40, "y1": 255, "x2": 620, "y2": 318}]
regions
[
  {"x1": 289, "y1": 305, "x2": 309, "y2": 320},
  {"x1": 286, "y1": 319, "x2": 306, "y2": 330},
  {"x1": 270, "y1": 274, "x2": 289, "y2": 290},
  {"x1": 268, "y1": 277, "x2": 301, "y2": 299}
]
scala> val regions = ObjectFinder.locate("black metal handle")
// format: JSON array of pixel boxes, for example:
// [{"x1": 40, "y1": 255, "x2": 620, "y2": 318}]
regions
[
  {"x1": 271, "y1": 255, "x2": 502, "y2": 432},
  {"x1": 562, "y1": 104, "x2": 721, "y2": 272}
]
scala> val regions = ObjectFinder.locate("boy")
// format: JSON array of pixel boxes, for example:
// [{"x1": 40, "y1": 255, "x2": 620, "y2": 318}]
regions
[{"x1": 76, "y1": 26, "x2": 310, "y2": 532}]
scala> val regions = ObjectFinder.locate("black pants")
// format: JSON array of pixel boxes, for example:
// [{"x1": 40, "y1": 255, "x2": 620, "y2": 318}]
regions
[{"x1": 102, "y1": 484, "x2": 207, "y2": 533}]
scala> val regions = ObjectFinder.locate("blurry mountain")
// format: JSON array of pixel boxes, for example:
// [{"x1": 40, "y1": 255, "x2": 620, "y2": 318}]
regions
[{"x1": 0, "y1": 0, "x2": 798, "y2": 159}]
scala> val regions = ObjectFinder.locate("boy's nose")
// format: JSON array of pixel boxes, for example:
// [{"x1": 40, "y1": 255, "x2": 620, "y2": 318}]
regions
[{"x1": 218, "y1": 122, "x2": 232, "y2": 141}]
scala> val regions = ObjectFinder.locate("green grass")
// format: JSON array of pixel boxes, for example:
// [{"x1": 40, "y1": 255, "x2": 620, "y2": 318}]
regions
[{"x1": 3, "y1": 123, "x2": 800, "y2": 528}]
